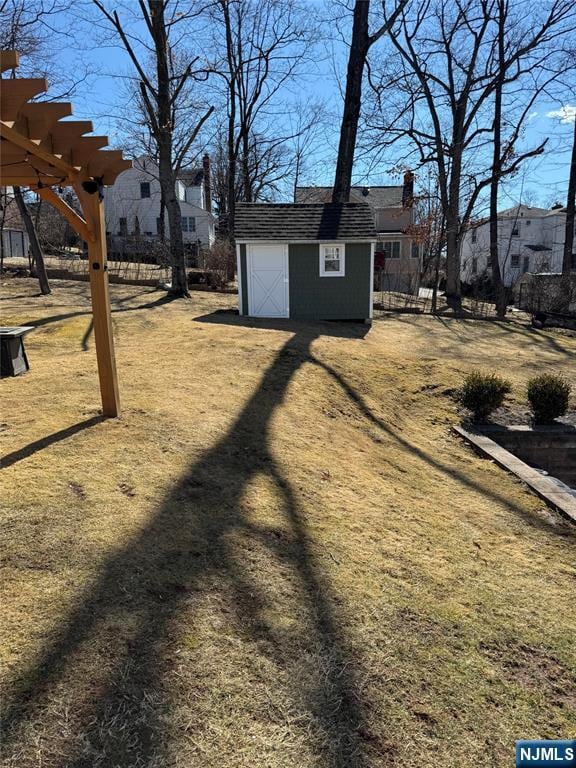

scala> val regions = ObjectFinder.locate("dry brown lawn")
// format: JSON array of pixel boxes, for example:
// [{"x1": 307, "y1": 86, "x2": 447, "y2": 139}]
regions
[{"x1": 1, "y1": 276, "x2": 575, "y2": 768}]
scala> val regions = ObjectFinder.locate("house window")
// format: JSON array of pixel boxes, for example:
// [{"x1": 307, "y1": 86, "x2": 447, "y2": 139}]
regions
[
  {"x1": 119, "y1": 217, "x2": 127, "y2": 236},
  {"x1": 377, "y1": 241, "x2": 401, "y2": 259},
  {"x1": 140, "y1": 182, "x2": 151, "y2": 199},
  {"x1": 320, "y1": 244, "x2": 345, "y2": 276},
  {"x1": 572, "y1": 253, "x2": 576, "y2": 270},
  {"x1": 539, "y1": 260, "x2": 550, "y2": 272},
  {"x1": 471, "y1": 229, "x2": 477, "y2": 243},
  {"x1": 472, "y1": 257, "x2": 478, "y2": 275},
  {"x1": 523, "y1": 255, "x2": 530, "y2": 273},
  {"x1": 526, "y1": 220, "x2": 531, "y2": 226},
  {"x1": 181, "y1": 216, "x2": 196, "y2": 233},
  {"x1": 411, "y1": 242, "x2": 420, "y2": 259},
  {"x1": 512, "y1": 226, "x2": 519, "y2": 236},
  {"x1": 511, "y1": 253, "x2": 520, "y2": 267}
]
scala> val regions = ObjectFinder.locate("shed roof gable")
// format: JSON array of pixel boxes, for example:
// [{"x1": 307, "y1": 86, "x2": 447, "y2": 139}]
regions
[{"x1": 236, "y1": 202, "x2": 377, "y2": 242}]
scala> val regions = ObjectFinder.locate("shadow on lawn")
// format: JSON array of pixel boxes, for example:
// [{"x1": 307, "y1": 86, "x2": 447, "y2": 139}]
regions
[
  {"x1": 194, "y1": 308, "x2": 371, "y2": 338},
  {"x1": 26, "y1": 291, "x2": 177, "y2": 333},
  {"x1": 2, "y1": 320, "x2": 571, "y2": 766},
  {"x1": 1, "y1": 415, "x2": 105, "y2": 469},
  {"x1": 0, "y1": 326, "x2": 370, "y2": 768}
]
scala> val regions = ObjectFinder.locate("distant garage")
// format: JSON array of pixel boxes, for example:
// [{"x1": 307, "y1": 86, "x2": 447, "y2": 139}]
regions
[{"x1": 235, "y1": 202, "x2": 376, "y2": 322}]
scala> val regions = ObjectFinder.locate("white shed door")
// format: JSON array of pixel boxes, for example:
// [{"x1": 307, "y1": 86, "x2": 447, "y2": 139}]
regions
[{"x1": 247, "y1": 244, "x2": 289, "y2": 318}]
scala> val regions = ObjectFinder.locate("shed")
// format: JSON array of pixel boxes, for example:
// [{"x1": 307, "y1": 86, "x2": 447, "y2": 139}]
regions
[{"x1": 235, "y1": 202, "x2": 377, "y2": 321}]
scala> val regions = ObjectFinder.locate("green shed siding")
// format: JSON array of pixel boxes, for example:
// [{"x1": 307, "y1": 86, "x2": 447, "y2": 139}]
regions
[
  {"x1": 239, "y1": 243, "x2": 249, "y2": 315},
  {"x1": 288, "y1": 242, "x2": 371, "y2": 320}
]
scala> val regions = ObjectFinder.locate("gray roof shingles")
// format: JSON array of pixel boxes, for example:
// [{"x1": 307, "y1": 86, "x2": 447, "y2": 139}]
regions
[
  {"x1": 295, "y1": 185, "x2": 403, "y2": 209},
  {"x1": 235, "y1": 202, "x2": 377, "y2": 242}
]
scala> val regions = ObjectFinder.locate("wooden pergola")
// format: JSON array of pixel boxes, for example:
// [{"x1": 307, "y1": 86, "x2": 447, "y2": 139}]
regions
[{"x1": 0, "y1": 51, "x2": 132, "y2": 417}]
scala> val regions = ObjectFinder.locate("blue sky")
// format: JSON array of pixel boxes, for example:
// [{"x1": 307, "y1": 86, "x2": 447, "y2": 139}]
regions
[{"x1": 54, "y1": 2, "x2": 574, "y2": 209}]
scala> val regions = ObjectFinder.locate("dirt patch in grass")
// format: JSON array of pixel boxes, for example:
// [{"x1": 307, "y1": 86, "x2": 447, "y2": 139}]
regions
[
  {"x1": 1, "y1": 277, "x2": 575, "y2": 767},
  {"x1": 479, "y1": 640, "x2": 576, "y2": 710}
]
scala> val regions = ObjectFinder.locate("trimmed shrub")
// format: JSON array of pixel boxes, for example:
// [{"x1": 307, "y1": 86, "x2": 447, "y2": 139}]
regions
[
  {"x1": 527, "y1": 374, "x2": 571, "y2": 423},
  {"x1": 458, "y1": 370, "x2": 512, "y2": 421}
]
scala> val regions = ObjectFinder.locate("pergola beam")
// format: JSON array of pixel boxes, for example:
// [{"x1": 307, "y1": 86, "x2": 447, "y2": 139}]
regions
[
  {"x1": 35, "y1": 186, "x2": 96, "y2": 244},
  {"x1": 1, "y1": 78, "x2": 48, "y2": 121},
  {"x1": 0, "y1": 120, "x2": 79, "y2": 178},
  {"x1": 0, "y1": 50, "x2": 19, "y2": 72}
]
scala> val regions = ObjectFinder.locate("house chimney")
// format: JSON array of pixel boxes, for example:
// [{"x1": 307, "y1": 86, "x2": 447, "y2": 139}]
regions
[
  {"x1": 402, "y1": 170, "x2": 414, "y2": 207},
  {"x1": 203, "y1": 153, "x2": 212, "y2": 213}
]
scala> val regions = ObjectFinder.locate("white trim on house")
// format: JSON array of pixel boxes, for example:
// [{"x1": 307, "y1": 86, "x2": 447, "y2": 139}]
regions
[
  {"x1": 319, "y1": 243, "x2": 346, "y2": 277},
  {"x1": 369, "y1": 241, "x2": 375, "y2": 320},
  {"x1": 236, "y1": 242, "x2": 243, "y2": 315},
  {"x1": 285, "y1": 243, "x2": 290, "y2": 318}
]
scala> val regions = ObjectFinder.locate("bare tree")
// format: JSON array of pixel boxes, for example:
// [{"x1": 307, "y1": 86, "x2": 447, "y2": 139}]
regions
[
  {"x1": 367, "y1": 0, "x2": 576, "y2": 309},
  {"x1": 331, "y1": 0, "x2": 407, "y2": 203},
  {"x1": 91, "y1": 1, "x2": 214, "y2": 297},
  {"x1": 563, "y1": 114, "x2": 576, "y2": 274},
  {"x1": 12, "y1": 188, "x2": 50, "y2": 292},
  {"x1": 208, "y1": 0, "x2": 315, "y2": 236}
]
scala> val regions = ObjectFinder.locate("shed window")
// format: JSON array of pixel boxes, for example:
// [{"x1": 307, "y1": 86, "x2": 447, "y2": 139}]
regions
[{"x1": 320, "y1": 244, "x2": 345, "y2": 277}]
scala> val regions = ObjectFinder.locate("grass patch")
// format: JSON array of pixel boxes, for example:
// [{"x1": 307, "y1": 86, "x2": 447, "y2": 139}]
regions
[{"x1": 1, "y1": 276, "x2": 575, "y2": 767}]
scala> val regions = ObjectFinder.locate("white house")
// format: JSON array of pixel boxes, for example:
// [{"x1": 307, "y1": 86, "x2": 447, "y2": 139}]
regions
[
  {"x1": 104, "y1": 155, "x2": 216, "y2": 254},
  {"x1": 461, "y1": 204, "x2": 576, "y2": 287}
]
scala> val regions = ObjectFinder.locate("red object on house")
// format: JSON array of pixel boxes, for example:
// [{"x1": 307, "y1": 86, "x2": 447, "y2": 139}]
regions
[{"x1": 374, "y1": 251, "x2": 386, "y2": 269}]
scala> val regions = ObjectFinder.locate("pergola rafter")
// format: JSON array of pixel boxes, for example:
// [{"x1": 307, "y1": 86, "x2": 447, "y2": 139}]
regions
[{"x1": 1, "y1": 50, "x2": 132, "y2": 417}]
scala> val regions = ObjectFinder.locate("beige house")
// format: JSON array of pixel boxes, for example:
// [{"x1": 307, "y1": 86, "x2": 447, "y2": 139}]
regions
[{"x1": 295, "y1": 175, "x2": 421, "y2": 294}]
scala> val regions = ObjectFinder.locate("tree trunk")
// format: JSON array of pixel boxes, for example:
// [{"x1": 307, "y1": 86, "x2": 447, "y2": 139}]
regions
[
  {"x1": 158, "y1": 139, "x2": 188, "y2": 295},
  {"x1": 159, "y1": 193, "x2": 166, "y2": 242},
  {"x1": 489, "y1": 1, "x2": 508, "y2": 319},
  {"x1": 562, "y1": 116, "x2": 576, "y2": 274},
  {"x1": 223, "y1": 0, "x2": 237, "y2": 237},
  {"x1": 444, "y1": 140, "x2": 463, "y2": 310},
  {"x1": 241, "y1": 131, "x2": 252, "y2": 203},
  {"x1": 150, "y1": 0, "x2": 188, "y2": 297},
  {"x1": 444, "y1": 210, "x2": 461, "y2": 309},
  {"x1": 222, "y1": 0, "x2": 237, "y2": 280},
  {"x1": 332, "y1": 0, "x2": 370, "y2": 203},
  {"x1": 13, "y1": 186, "x2": 51, "y2": 295}
]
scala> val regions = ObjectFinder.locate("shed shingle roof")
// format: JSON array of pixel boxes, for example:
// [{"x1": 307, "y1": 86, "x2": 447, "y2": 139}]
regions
[{"x1": 236, "y1": 203, "x2": 376, "y2": 241}]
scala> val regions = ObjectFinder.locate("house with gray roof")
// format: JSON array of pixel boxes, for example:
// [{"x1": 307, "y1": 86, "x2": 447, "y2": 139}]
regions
[
  {"x1": 235, "y1": 202, "x2": 376, "y2": 321},
  {"x1": 295, "y1": 172, "x2": 421, "y2": 295}
]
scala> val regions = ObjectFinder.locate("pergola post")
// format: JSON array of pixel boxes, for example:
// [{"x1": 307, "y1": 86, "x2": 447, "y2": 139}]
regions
[
  {"x1": 1, "y1": 49, "x2": 130, "y2": 418},
  {"x1": 79, "y1": 186, "x2": 121, "y2": 417}
]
